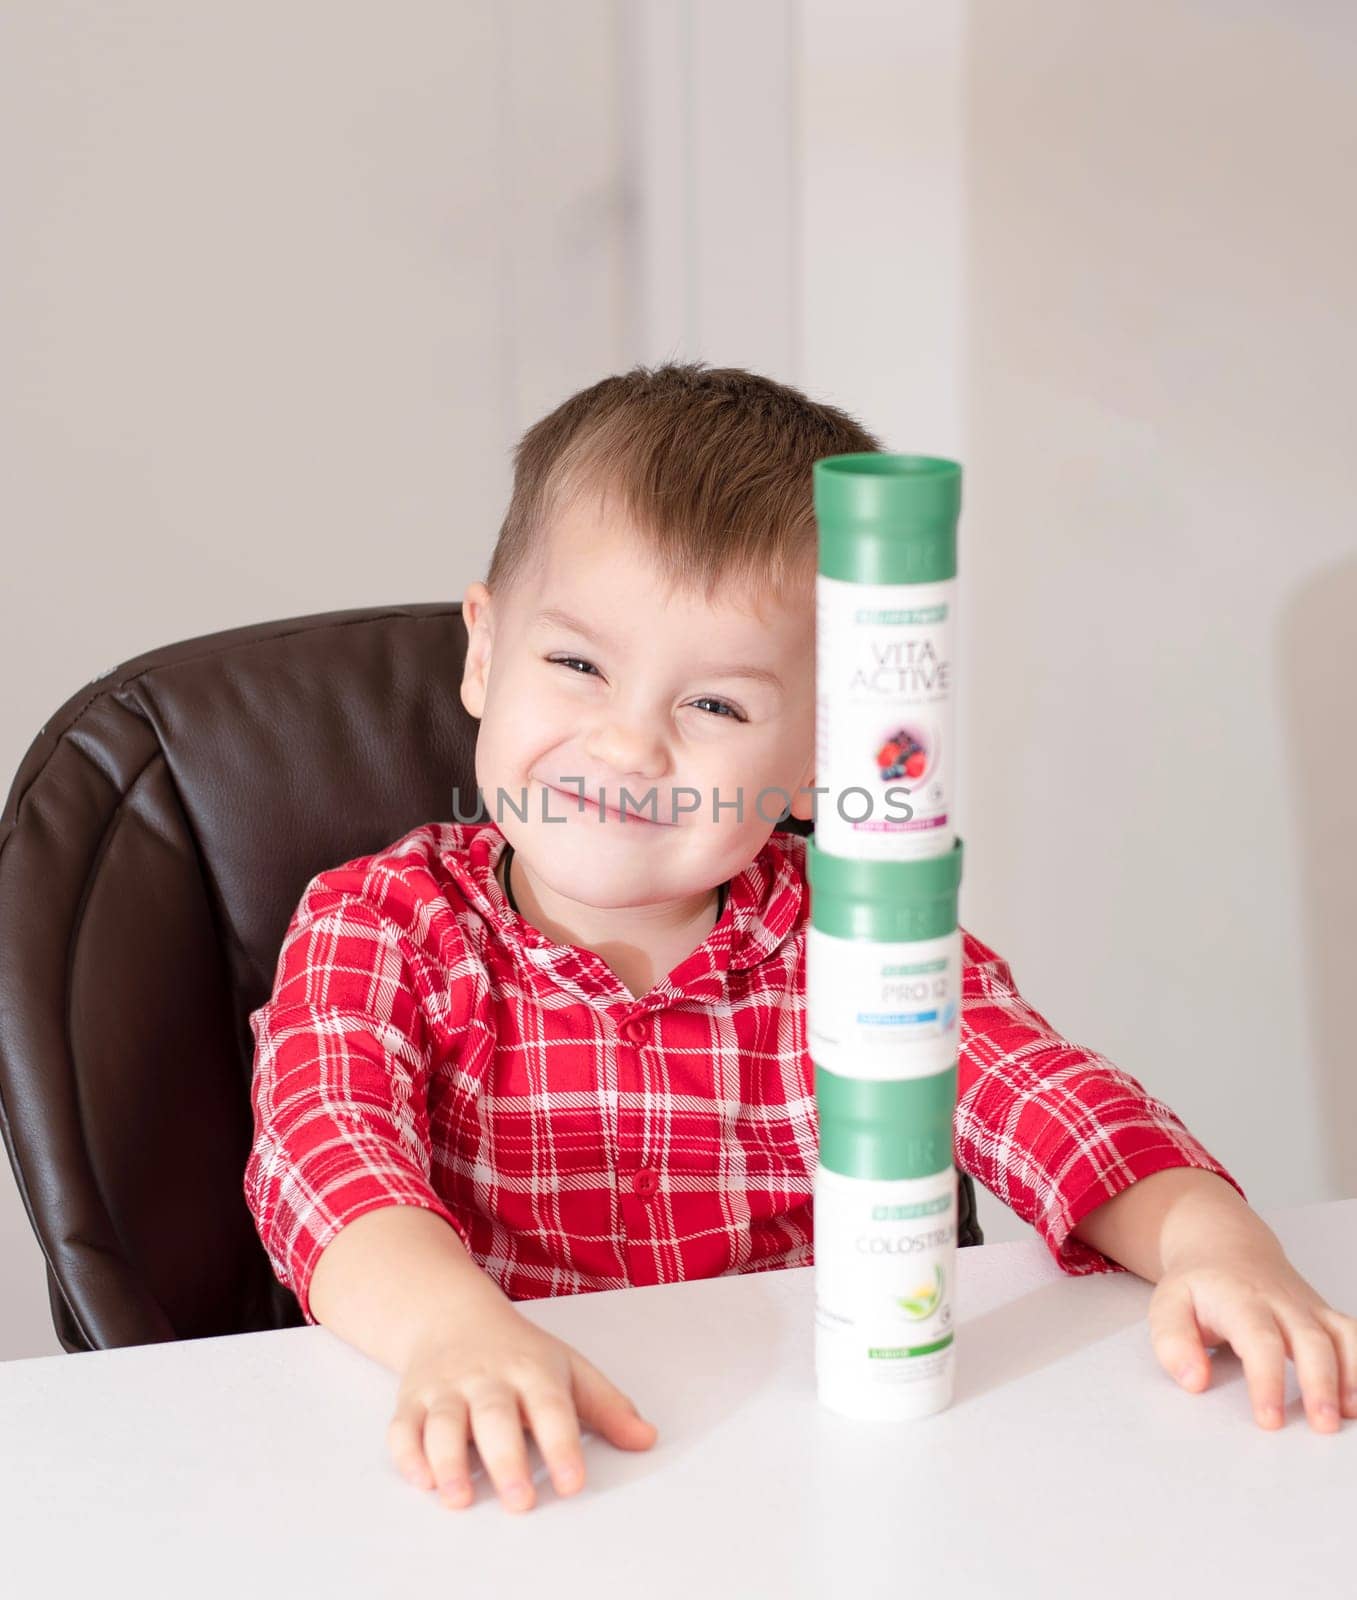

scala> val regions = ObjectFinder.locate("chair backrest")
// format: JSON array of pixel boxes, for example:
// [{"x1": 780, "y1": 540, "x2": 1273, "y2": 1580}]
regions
[{"x1": 0, "y1": 602, "x2": 978, "y2": 1353}]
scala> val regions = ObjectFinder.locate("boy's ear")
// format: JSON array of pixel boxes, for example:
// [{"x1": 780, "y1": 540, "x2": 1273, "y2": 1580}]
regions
[
  {"x1": 790, "y1": 753, "x2": 817, "y2": 822},
  {"x1": 459, "y1": 580, "x2": 494, "y2": 719}
]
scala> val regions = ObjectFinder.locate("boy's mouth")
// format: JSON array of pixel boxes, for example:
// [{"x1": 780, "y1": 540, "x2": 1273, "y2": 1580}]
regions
[{"x1": 541, "y1": 782, "x2": 670, "y2": 827}]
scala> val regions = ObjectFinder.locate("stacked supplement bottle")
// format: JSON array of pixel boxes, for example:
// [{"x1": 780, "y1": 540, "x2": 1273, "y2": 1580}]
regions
[{"x1": 808, "y1": 453, "x2": 965, "y2": 1422}]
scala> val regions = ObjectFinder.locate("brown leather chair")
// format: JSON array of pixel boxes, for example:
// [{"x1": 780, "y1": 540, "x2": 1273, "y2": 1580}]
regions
[{"x1": 0, "y1": 602, "x2": 981, "y2": 1353}]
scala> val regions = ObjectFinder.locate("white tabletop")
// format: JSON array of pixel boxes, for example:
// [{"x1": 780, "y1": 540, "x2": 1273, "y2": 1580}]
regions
[{"x1": 3, "y1": 1199, "x2": 1353, "y2": 1599}]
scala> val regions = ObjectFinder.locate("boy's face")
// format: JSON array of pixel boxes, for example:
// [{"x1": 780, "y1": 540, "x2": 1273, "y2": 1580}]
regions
[{"x1": 459, "y1": 488, "x2": 816, "y2": 911}]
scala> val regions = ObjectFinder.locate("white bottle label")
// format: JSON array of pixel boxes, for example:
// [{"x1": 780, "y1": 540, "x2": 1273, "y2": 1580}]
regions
[
  {"x1": 807, "y1": 926, "x2": 961, "y2": 1077},
  {"x1": 815, "y1": 1164, "x2": 957, "y2": 1417},
  {"x1": 815, "y1": 574, "x2": 955, "y2": 860}
]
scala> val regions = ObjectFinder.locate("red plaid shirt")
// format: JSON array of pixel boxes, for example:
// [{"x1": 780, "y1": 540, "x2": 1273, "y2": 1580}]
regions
[{"x1": 245, "y1": 820, "x2": 1244, "y2": 1322}]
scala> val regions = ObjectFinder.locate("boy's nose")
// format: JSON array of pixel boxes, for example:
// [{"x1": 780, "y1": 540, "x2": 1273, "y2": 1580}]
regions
[{"x1": 582, "y1": 717, "x2": 667, "y2": 780}]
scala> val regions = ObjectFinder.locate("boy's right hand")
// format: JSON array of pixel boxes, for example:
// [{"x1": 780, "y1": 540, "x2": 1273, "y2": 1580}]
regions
[{"x1": 387, "y1": 1290, "x2": 659, "y2": 1512}]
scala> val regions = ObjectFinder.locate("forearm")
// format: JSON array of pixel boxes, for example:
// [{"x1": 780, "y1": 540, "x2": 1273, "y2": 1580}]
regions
[
  {"x1": 1069, "y1": 1166, "x2": 1279, "y2": 1283},
  {"x1": 308, "y1": 1203, "x2": 509, "y2": 1372}
]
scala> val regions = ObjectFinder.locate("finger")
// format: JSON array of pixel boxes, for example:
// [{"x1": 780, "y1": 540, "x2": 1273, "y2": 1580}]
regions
[
  {"x1": 569, "y1": 1352, "x2": 659, "y2": 1451},
  {"x1": 1279, "y1": 1312, "x2": 1343, "y2": 1434},
  {"x1": 518, "y1": 1382, "x2": 588, "y2": 1497},
  {"x1": 1317, "y1": 1308, "x2": 1357, "y2": 1418},
  {"x1": 422, "y1": 1394, "x2": 476, "y2": 1507},
  {"x1": 466, "y1": 1382, "x2": 538, "y2": 1513},
  {"x1": 388, "y1": 1398, "x2": 436, "y2": 1492},
  {"x1": 1147, "y1": 1278, "x2": 1212, "y2": 1392},
  {"x1": 1221, "y1": 1300, "x2": 1289, "y2": 1428}
]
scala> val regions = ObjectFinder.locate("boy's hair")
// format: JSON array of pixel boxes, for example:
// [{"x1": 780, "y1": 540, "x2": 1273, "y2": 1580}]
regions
[{"x1": 487, "y1": 361, "x2": 884, "y2": 606}]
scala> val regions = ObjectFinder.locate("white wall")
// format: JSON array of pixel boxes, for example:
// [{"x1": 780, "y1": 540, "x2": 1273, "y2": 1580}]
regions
[
  {"x1": 960, "y1": 0, "x2": 1357, "y2": 1239},
  {"x1": 3, "y1": 0, "x2": 1354, "y2": 1358}
]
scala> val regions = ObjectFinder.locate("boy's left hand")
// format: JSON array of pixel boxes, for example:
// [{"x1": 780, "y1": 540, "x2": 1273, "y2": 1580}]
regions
[
  {"x1": 1148, "y1": 1222, "x2": 1357, "y2": 1433},
  {"x1": 1072, "y1": 1169, "x2": 1357, "y2": 1432}
]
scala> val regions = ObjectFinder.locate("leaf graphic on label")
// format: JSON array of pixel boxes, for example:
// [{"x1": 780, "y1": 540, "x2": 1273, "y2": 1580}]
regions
[{"x1": 895, "y1": 1263, "x2": 944, "y2": 1320}]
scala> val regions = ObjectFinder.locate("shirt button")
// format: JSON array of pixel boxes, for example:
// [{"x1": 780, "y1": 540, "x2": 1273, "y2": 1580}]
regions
[
  {"x1": 631, "y1": 1168, "x2": 658, "y2": 1196},
  {"x1": 620, "y1": 1016, "x2": 649, "y2": 1045}
]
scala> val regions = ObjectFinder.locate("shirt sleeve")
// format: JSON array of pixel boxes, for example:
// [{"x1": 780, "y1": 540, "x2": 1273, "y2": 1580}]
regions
[
  {"x1": 243, "y1": 872, "x2": 473, "y2": 1324},
  {"x1": 955, "y1": 927, "x2": 1247, "y2": 1276}
]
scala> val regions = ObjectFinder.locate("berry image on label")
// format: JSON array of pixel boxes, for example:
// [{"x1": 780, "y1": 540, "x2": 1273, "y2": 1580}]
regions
[{"x1": 876, "y1": 726, "x2": 929, "y2": 783}]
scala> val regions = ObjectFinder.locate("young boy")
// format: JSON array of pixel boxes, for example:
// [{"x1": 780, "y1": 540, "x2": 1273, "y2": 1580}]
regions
[{"x1": 245, "y1": 362, "x2": 1356, "y2": 1516}]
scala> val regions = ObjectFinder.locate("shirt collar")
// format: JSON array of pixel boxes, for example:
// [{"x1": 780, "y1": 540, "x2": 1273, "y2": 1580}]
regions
[{"x1": 439, "y1": 818, "x2": 806, "y2": 1010}]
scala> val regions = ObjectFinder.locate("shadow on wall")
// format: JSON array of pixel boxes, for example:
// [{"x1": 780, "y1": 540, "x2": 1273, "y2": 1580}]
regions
[{"x1": 1280, "y1": 555, "x2": 1357, "y2": 1199}]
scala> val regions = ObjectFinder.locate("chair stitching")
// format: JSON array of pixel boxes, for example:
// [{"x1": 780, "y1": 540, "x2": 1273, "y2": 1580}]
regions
[{"x1": 57, "y1": 750, "x2": 164, "y2": 1345}]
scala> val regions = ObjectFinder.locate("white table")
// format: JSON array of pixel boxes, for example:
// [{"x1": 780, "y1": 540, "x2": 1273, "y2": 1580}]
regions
[{"x1": 3, "y1": 1200, "x2": 1353, "y2": 1599}]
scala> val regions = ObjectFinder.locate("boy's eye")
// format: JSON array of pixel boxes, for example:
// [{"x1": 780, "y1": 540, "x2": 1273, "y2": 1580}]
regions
[
  {"x1": 547, "y1": 652, "x2": 748, "y2": 723},
  {"x1": 690, "y1": 696, "x2": 745, "y2": 722}
]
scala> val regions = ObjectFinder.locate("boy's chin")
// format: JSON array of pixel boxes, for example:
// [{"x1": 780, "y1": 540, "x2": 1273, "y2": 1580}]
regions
[{"x1": 516, "y1": 838, "x2": 713, "y2": 910}]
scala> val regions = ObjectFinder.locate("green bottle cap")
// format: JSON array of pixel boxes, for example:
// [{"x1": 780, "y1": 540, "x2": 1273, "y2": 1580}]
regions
[
  {"x1": 814, "y1": 453, "x2": 961, "y2": 584},
  {"x1": 808, "y1": 836, "x2": 963, "y2": 941},
  {"x1": 816, "y1": 1062, "x2": 957, "y2": 1180}
]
